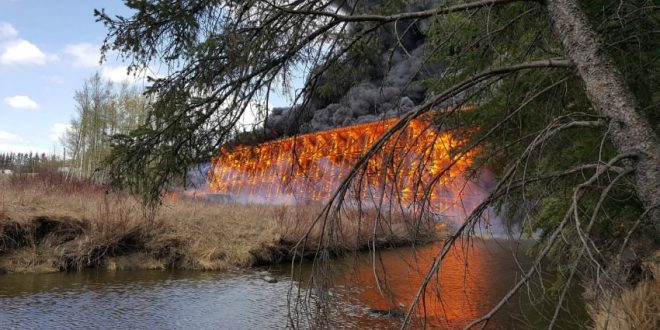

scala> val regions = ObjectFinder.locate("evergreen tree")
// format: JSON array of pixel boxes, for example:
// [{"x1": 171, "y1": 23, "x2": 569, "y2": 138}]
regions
[{"x1": 95, "y1": 1, "x2": 658, "y2": 327}]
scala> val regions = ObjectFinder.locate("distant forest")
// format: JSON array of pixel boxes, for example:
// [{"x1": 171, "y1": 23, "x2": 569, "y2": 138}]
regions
[{"x1": 0, "y1": 152, "x2": 63, "y2": 173}]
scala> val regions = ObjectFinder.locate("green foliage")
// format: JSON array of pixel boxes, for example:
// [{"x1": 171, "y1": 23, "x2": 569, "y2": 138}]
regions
[
  {"x1": 581, "y1": 0, "x2": 660, "y2": 131},
  {"x1": 425, "y1": 2, "x2": 561, "y2": 90},
  {"x1": 96, "y1": 0, "x2": 327, "y2": 197},
  {"x1": 89, "y1": 4, "x2": 660, "y2": 327},
  {"x1": 65, "y1": 73, "x2": 149, "y2": 179},
  {"x1": 421, "y1": 0, "x2": 657, "y2": 280},
  {"x1": 96, "y1": 1, "x2": 657, "y2": 265},
  {"x1": 104, "y1": 85, "x2": 222, "y2": 201},
  {"x1": 0, "y1": 152, "x2": 63, "y2": 173}
]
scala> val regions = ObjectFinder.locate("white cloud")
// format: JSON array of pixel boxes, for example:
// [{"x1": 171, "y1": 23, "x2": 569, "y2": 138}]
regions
[
  {"x1": 64, "y1": 42, "x2": 100, "y2": 67},
  {"x1": 0, "y1": 39, "x2": 57, "y2": 65},
  {"x1": 0, "y1": 130, "x2": 48, "y2": 154},
  {"x1": 48, "y1": 123, "x2": 71, "y2": 142},
  {"x1": 0, "y1": 22, "x2": 18, "y2": 39},
  {"x1": 4, "y1": 95, "x2": 39, "y2": 110},
  {"x1": 0, "y1": 130, "x2": 23, "y2": 143},
  {"x1": 101, "y1": 65, "x2": 142, "y2": 84},
  {"x1": 0, "y1": 23, "x2": 57, "y2": 66}
]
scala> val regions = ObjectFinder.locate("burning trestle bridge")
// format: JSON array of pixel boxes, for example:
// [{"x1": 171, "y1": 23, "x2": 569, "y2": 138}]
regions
[{"x1": 207, "y1": 116, "x2": 475, "y2": 210}]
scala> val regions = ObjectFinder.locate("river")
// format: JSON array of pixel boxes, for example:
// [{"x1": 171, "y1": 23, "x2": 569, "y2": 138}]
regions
[{"x1": 0, "y1": 239, "x2": 584, "y2": 329}]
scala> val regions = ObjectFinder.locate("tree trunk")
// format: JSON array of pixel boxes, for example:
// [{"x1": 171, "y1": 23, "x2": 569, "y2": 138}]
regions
[{"x1": 546, "y1": 0, "x2": 660, "y2": 231}]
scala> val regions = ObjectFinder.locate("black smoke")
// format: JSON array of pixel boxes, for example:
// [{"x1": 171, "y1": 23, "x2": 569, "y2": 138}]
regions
[{"x1": 265, "y1": 1, "x2": 446, "y2": 136}]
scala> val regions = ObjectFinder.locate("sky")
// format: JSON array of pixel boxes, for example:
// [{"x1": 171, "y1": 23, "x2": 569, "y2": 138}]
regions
[
  {"x1": 0, "y1": 0, "x2": 306, "y2": 156},
  {"x1": 0, "y1": 0, "x2": 155, "y2": 155}
]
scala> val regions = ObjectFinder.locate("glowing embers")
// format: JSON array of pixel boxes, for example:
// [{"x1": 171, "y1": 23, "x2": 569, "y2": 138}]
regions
[{"x1": 208, "y1": 117, "x2": 474, "y2": 208}]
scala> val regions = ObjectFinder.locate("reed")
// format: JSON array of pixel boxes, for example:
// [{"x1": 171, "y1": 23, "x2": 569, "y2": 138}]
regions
[
  {"x1": 0, "y1": 172, "x2": 438, "y2": 273},
  {"x1": 589, "y1": 280, "x2": 659, "y2": 330}
]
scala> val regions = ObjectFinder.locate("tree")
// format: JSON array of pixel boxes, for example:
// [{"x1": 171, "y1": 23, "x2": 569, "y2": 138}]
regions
[
  {"x1": 65, "y1": 73, "x2": 149, "y2": 178},
  {"x1": 96, "y1": 0, "x2": 658, "y2": 328}
]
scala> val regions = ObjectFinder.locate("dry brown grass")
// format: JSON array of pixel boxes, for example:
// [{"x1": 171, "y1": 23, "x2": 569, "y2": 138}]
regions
[
  {"x1": 590, "y1": 280, "x2": 659, "y2": 330},
  {"x1": 0, "y1": 173, "x2": 438, "y2": 273},
  {"x1": 589, "y1": 251, "x2": 660, "y2": 330}
]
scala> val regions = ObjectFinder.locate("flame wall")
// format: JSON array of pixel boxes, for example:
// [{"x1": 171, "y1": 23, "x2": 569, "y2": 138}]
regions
[{"x1": 208, "y1": 117, "x2": 475, "y2": 212}]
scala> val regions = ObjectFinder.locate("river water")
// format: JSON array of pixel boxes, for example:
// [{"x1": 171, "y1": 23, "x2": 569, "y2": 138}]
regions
[{"x1": 0, "y1": 239, "x2": 583, "y2": 329}]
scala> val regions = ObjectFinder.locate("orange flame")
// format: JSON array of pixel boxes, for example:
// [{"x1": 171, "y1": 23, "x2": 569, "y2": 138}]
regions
[
  {"x1": 163, "y1": 192, "x2": 179, "y2": 201},
  {"x1": 208, "y1": 115, "x2": 475, "y2": 211}
]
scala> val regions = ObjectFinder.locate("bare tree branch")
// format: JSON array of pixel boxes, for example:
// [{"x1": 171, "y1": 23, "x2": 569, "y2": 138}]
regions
[
  {"x1": 264, "y1": 0, "x2": 527, "y2": 23},
  {"x1": 464, "y1": 152, "x2": 637, "y2": 329}
]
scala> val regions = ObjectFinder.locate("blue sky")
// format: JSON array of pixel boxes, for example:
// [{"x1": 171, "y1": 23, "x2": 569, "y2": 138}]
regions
[
  {"x1": 0, "y1": 0, "x2": 148, "y2": 154},
  {"x1": 0, "y1": 0, "x2": 304, "y2": 155}
]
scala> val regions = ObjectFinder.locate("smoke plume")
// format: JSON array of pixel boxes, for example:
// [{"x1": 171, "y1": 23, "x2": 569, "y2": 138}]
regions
[{"x1": 265, "y1": 1, "x2": 452, "y2": 136}]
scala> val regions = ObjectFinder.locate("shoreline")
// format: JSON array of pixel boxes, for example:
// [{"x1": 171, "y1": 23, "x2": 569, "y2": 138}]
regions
[
  {"x1": 0, "y1": 175, "x2": 441, "y2": 274},
  {"x1": 0, "y1": 211, "x2": 441, "y2": 274}
]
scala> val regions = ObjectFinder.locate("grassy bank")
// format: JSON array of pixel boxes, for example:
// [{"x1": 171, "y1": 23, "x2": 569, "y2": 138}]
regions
[
  {"x1": 589, "y1": 251, "x2": 660, "y2": 330},
  {"x1": 0, "y1": 173, "x2": 439, "y2": 273}
]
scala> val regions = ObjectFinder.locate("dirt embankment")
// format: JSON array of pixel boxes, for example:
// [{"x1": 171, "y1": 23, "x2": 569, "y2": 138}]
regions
[{"x1": 0, "y1": 174, "x2": 439, "y2": 273}]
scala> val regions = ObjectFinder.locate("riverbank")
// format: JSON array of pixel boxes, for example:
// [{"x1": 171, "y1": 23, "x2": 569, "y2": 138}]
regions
[
  {"x1": 589, "y1": 251, "x2": 659, "y2": 330},
  {"x1": 0, "y1": 239, "x2": 542, "y2": 329},
  {"x1": 0, "y1": 173, "x2": 440, "y2": 273}
]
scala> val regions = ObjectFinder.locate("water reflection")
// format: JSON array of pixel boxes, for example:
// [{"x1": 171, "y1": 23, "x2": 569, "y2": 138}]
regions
[
  {"x1": 0, "y1": 239, "x2": 581, "y2": 329},
  {"x1": 0, "y1": 271, "x2": 291, "y2": 329},
  {"x1": 308, "y1": 239, "x2": 535, "y2": 329}
]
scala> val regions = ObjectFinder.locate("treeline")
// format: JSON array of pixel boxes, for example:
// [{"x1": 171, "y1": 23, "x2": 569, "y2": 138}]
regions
[
  {"x1": 63, "y1": 73, "x2": 149, "y2": 179},
  {"x1": 0, "y1": 152, "x2": 63, "y2": 173}
]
